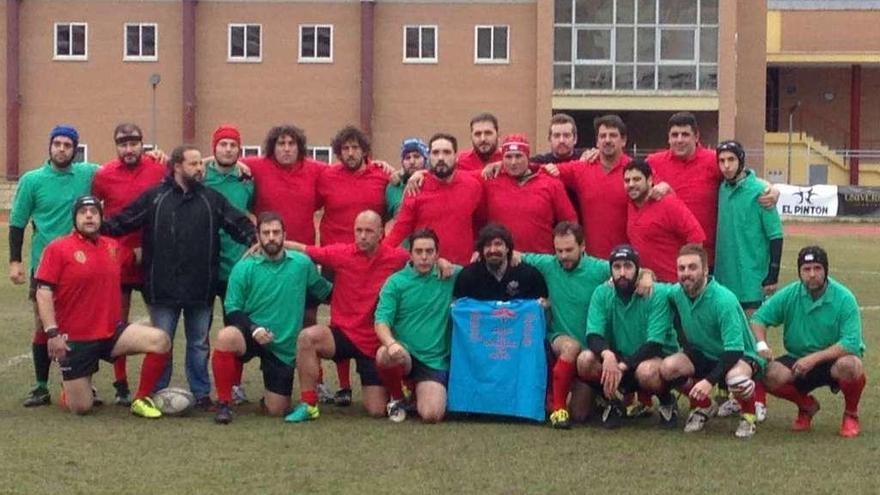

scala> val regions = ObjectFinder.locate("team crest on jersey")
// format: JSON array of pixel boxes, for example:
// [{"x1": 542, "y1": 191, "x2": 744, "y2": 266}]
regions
[
  {"x1": 506, "y1": 280, "x2": 520, "y2": 297},
  {"x1": 107, "y1": 245, "x2": 118, "y2": 260},
  {"x1": 73, "y1": 251, "x2": 87, "y2": 264}
]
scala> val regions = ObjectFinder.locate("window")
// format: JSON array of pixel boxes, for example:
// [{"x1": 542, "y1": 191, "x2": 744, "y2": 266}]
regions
[
  {"x1": 299, "y1": 25, "x2": 333, "y2": 62},
  {"x1": 228, "y1": 24, "x2": 261, "y2": 62},
  {"x1": 403, "y1": 25, "x2": 437, "y2": 63},
  {"x1": 74, "y1": 144, "x2": 88, "y2": 163},
  {"x1": 242, "y1": 146, "x2": 261, "y2": 158},
  {"x1": 553, "y1": 0, "x2": 718, "y2": 91},
  {"x1": 124, "y1": 23, "x2": 157, "y2": 61},
  {"x1": 142, "y1": 144, "x2": 156, "y2": 152},
  {"x1": 308, "y1": 146, "x2": 332, "y2": 164},
  {"x1": 54, "y1": 22, "x2": 87, "y2": 60},
  {"x1": 475, "y1": 25, "x2": 509, "y2": 63}
]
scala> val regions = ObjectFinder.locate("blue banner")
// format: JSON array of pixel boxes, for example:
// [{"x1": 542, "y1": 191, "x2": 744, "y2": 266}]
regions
[{"x1": 448, "y1": 298, "x2": 547, "y2": 422}]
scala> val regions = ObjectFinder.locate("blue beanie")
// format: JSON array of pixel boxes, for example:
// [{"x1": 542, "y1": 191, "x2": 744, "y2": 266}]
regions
[
  {"x1": 400, "y1": 138, "x2": 428, "y2": 161},
  {"x1": 50, "y1": 125, "x2": 79, "y2": 148}
]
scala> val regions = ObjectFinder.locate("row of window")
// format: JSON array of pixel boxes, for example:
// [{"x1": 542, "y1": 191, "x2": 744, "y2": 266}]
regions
[
  {"x1": 54, "y1": 22, "x2": 510, "y2": 64},
  {"x1": 71, "y1": 144, "x2": 332, "y2": 164}
]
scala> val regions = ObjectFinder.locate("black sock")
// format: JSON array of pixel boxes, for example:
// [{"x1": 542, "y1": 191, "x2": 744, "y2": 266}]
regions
[
  {"x1": 658, "y1": 391, "x2": 675, "y2": 406},
  {"x1": 32, "y1": 343, "x2": 51, "y2": 387}
]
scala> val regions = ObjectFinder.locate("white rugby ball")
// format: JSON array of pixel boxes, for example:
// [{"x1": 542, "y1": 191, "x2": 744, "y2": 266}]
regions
[{"x1": 153, "y1": 387, "x2": 196, "y2": 416}]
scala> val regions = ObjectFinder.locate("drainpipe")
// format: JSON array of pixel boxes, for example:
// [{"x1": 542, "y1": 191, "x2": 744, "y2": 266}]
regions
[
  {"x1": 360, "y1": 0, "x2": 375, "y2": 135},
  {"x1": 182, "y1": 0, "x2": 197, "y2": 142},
  {"x1": 848, "y1": 64, "x2": 861, "y2": 186},
  {"x1": 6, "y1": 0, "x2": 20, "y2": 180}
]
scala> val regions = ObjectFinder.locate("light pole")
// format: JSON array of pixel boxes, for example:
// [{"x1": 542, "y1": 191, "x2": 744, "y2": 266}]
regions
[{"x1": 149, "y1": 73, "x2": 161, "y2": 149}]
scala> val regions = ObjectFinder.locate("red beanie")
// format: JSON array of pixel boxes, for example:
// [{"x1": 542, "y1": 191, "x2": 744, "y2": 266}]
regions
[
  {"x1": 212, "y1": 124, "x2": 241, "y2": 151},
  {"x1": 501, "y1": 134, "x2": 530, "y2": 157}
]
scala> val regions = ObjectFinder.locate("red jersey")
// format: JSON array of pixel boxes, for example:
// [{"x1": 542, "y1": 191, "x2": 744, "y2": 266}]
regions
[
  {"x1": 627, "y1": 194, "x2": 706, "y2": 283},
  {"x1": 555, "y1": 154, "x2": 631, "y2": 258},
  {"x1": 305, "y1": 243, "x2": 409, "y2": 356},
  {"x1": 384, "y1": 171, "x2": 485, "y2": 265},
  {"x1": 92, "y1": 156, "x2": 166, "y2": 285},
  {"x1": 483, "y1": 171, "x2": 578, "y2": 253},
  {"x1": 457, "y1": 148, "x2": 503, "y2": 172},
  {"x1": 244, "y1": 156, "x2": 325, "y2": 244},
  {"x1": 317, "y1": 162, "x2": 389, "y2": 245},
  {"x1": 35, "y1": 233, "x2": 134, "y2": 341},
  {"x1": 646, "y1": 147, "x2": 721, "y2": 264}
]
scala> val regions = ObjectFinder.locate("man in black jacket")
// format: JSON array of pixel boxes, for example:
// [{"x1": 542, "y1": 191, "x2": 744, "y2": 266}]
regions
[{"x1": 102, "y1": 145, "x2": 256, "y2": 408}]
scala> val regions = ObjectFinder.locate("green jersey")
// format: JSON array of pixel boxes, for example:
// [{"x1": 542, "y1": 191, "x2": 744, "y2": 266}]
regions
[
  {"x1": 385, "y1": 182, "x2": 405, "y2": 219},
  {"x1": 10, "y1": 161, "x2": 98, "y2": 272},
  {"x1": 204, "y1": 161, "x2": 255, "y2": 282},
  {"x1": 669, "y1": 278, "x2": 764, "y2": 368},
  {"x1": 374, "y1": 263, "x2": 460, "y2": 370},
  {"x1": 586, "y1": 283, "x2": 679, "y2": 357},
  {"x1": 523, "y1": 252, "x2": 609, "y2": 346},
  {"x1": 225, "y1": 250, "x2": 332, "y2": 365},
  {"x1": 715, "y1": 170, "x2": 783, "y2": 303},
  {"x1": 751, "y1": 277, "x2": 864, "y2": 358}
]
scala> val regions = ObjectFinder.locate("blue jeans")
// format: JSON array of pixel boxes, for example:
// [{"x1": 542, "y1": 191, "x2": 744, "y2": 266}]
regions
[{"x1": 149, "y1": 304, "x2": 213, "y2": 400}]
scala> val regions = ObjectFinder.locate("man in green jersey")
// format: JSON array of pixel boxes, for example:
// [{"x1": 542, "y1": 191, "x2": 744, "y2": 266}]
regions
[
  {"x1": 713, "y1": 140, "x2": 782, "y2": 421},
  {"x1": 375, "y1": 229, "x2": 458, "y2": 423},
  {"x1": 9, "y1": 125, "x2": 99, "y2": 407},
  {"x1": 751, "y1": 246, "x2": 866, "y2": 438},
  {"x1": 211, "y1": 212, "x2": 331, "y2": 424},
  {"x1": 385, "y1": 138, "x2": 428, "y2": 222},
  {"x1": 660, "y1": 244, "x2": 765, "y2": 438},
  {"x1": 577, "y1": 245, "x2": 680, "y2": 429}
]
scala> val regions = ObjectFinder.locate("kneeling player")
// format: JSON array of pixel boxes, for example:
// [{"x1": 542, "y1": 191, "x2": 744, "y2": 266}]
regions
[
  {"x1": 35, "y1": 196, "x2": 171, "y2": 418},
  {"x1": 212, "y1": 212, "x2": 332, "y2": 424},
  {"x1": 576, "y1": 245, "x2": 680, "y2": 429},
  {"x1": 659, "y1": 244, "x2": 765, "y2": 438},
  {"x1": 374, "y1": 229, "x2": 458, "y2": 423},
  {"x1": 751, "y1": 246, "x2": 866, "y2": 437}
]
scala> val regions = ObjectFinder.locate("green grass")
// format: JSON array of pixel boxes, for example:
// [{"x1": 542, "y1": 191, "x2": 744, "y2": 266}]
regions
[{"x1": 0, "y1": 228, "x2": 878, "y2": 494}]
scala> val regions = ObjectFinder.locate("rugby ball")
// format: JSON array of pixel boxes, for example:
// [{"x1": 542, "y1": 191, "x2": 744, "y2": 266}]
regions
[{"x1": 153, "y1": 387, "x2": 196, "y2": 416}]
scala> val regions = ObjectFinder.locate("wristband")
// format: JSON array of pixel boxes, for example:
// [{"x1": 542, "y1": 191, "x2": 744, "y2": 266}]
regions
[
  {"x1": 45, "y1": 327, "x2": 60, "y2": 339},
  {"x1": 756, "y1": 341, "x2": 770, "y2": 352},
  {"x1": 251, "y1": 327, "x2": 266, "y2": 339}
]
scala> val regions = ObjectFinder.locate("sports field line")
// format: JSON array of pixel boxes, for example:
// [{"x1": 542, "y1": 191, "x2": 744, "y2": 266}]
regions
[{"x1": 0, "y1": 353, "x2": 30, "y2": 372}]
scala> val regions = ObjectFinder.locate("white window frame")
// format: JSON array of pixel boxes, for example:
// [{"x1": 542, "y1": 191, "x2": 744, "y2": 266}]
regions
[
  {"x1": 242, "y1": 145, "x2": 262, "y2": 157},
  {"x1": 474, "y1": 25, "x2": 510, "y2": 64},
  {"x1": 402, "y1": 25, "x2": 438, "y2": 64},
  {"x1": 54, "y1": 22, "x2": 88, "y2": 61},
  {"x1": 142, "y1": 143, "x2": 156, "y2": 152},
  {"x1": 123, "y1": 23, "x2": 158, "y2": 62},
  {"x1": 298, "y1": 24, "x2": 334, "y2": 63},
  {"x1": 228, "y1": 23, "x2": 262, "y2": 63},
  {"x1": 309, "y1": 146, "x2": 332, "y2": 164},
  {"x1": 74, "y1": 144, "x2": 88, "y2": 163}
]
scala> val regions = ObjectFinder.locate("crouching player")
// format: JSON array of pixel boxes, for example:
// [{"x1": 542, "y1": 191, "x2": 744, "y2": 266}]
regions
[
  {"x1": 35, "y1": 196, "x2": 171, "y2": 417},
  {"x1": 660, "y1": 244, "x2": 765, "y2": 438},
  {"x1": 577, "y1": 245, "x2": 680, "y2": 429},
  {"x1": 212, "y1": 212, "x2": 332, "y2": 424},
  {"x1": 374, "y1": 229, "x2": 458, "y2": 423},
  {"x1": 751, "y1": 246, "x2": 866, "y2": 437}
]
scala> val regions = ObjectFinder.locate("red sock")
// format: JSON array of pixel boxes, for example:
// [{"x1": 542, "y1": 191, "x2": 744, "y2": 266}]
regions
[
  {"x1": 638, "y1": 390, "x2": 653, "y2": 407},
  {"x1": 551, "y1": 358, "x2": 575, "y2": 411},
  {"x1": 301, "y1": 389, "x2": 318, "y2": 406},
  {"x1": 770, "y1": 383, "x2": 812, "y2": 409},
  {"x1": 135, "y1": 352, "x2": 170, "y2": 399},
  {"x1": 378, "y1": 364, "x2": 404, "y2": 401},
  {"x1": 32, "y1": 329, "x2": 48, "y2": 345},
  {"x1": 113, "y1": 356, "x2": 128, "y2": 384},
  {"x1": 212, "y1": 350, "x2": 238, "y2": 404},
  {"x1": 337, "y1": 359, "x2": 352, "y2": 389},
  {"x1": 754, "y1": 380, "x2": 767, "y2": 404},
  {"x1": 234, "y1": 358, "x2": 244, "y2": 386},
  {"x1": 839, "y1": 374, "x2": 866, "y2": 416},
  {"x1": 317, "y1": 365, "x2": 324, "y2": 385},
  {"x1": 736, "y1": 393, "x2": 756, "y2": 415}
]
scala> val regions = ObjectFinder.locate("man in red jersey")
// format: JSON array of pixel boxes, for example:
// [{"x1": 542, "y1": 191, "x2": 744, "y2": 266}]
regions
[
  {"x1": 457, "y1": 113, "x2": 503, "y2": 172},
  {"x1": 35, "y1": 196, "x2": 171, "y2": 418},
  {"x1": 544, "y1": 115, "x2": 632, "y2": 258},
  {"x1": 482, "y1": 134, "x2": 577, "y2": 253},
  {"x1": 384, "y1": 133, "x2": 485, "y2": 265},
  {"x1": 647, "y1": 112, "x2": 778, "y2": 266},
  {"x1": 285, "y1": 210, "x2": 410, "y2": 422},
  {"x1": 91, "y1": 123, "x2": 167, "y2": 405},
  {"x1": 624, "y1": 159, "x2": 705, "y2": 282}
]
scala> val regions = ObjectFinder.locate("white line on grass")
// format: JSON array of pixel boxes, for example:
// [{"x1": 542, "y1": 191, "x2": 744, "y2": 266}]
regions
[{"x1": 0, "y1": 353, "x2": 31, "y2": 372}]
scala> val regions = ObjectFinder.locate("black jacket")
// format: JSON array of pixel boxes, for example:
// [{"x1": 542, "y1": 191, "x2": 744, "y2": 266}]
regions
[{"x1": 102, "y1": 177, "x2": 256, "y2": 306}]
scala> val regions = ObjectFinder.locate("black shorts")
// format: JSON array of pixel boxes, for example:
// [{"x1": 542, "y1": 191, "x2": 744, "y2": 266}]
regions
[
  {"x1": 59, "y1": 322, "x2": 127, "y2": 381},
  {"x1": 684, "y1": 347, "x2": 760, "y2": 381},
  {"x1": 214, "y1": 281, "x2": 230, "y2": 325},
  {"x1": 28, "y1": 272, "x2": 37, "y2": 301},
  {"x1": 775, "y1": 355, "x2": 839, "y2": 394},
  {"x1": 331, "y1": 327, "x2": 381, "y2": 386},
  {"x1": 236, "y1": 325, "x2": 296, "y2": 397},
  {"x1": 740, "y1": 300, "x2": 762, "y2": 311},
  {"x1": 122, "y1": 284, "x2": 144, "y2": 295},
  {"x1": 408, "y1": 356, "x2": 449, "y2": 386}
]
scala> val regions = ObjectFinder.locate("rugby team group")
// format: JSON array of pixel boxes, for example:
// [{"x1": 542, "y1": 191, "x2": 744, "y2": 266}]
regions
[{"x1": 8, "y1": 110, "x2": 866, "y2": 438}]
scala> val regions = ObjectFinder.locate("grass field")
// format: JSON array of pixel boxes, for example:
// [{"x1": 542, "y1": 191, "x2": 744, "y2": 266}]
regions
[{"x1": 0, "y1": 226, "x2": 877, "y2": 494}]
